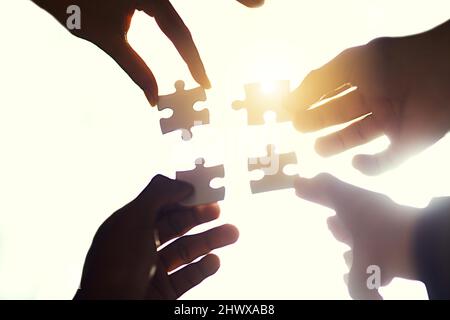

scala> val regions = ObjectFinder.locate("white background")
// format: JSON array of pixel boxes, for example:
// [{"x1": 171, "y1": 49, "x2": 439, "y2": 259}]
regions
[{"x1": 0, "y1": 0, "x2": 449, "y2": 299}]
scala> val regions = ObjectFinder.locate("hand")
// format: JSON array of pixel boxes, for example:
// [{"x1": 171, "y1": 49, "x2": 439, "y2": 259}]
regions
[
  {"x1": 295, "y1": 173, "x2": 420, "y2": 299},
  {"x1": 288, "y1": 20, "x2": 450, "y2": 175},
  {"x1": 74, "y1": 174, "x2": 239, "y2": 300},
  {"x1": 33, "y1": 0, "x2": 264, "y2": 106}
]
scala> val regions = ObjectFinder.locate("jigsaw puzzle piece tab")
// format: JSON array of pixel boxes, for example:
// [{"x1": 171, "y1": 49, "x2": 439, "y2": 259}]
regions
[
  {"x1": 248, "y1": 144, "x2": 298, "y2": 194},
  {"x1": 157, "y1": 80, "x2": 209, "y2": 140},
  {"x1": 176, "y1": 158, "x2": 225, "y2": 206},
  {"x1": 232, "y1": 80, "x2": 291, "y2": 125}
]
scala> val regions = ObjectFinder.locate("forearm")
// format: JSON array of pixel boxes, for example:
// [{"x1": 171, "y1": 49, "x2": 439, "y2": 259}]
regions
[{"x1": 414, "y1": 197, "x2": 450, "y2": 299}]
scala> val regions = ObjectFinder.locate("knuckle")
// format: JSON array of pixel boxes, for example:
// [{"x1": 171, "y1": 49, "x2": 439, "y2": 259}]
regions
[
  {"x1": 340, "y1": 47, "x2": 355, "y2": 58},
  {"x1": 150, "y1": 174, "x2": 172, "y2": 190},
  {"x1": 336, "y1": 47, "x2": 359, "y2": 66},
  {"x1": 177, "y1": 240, "x2": 192, "y2": 262},
  {"x1": 315, "y1": 172, "x2": 334, "y2": 185},
  {"x1": 367, "y1": 37, "x2": 393, "y2": 52},
  {"x1": 168, "y1": 214, "x2": 184, "y2": 235},
  {"x1": 303, "y1": 69, "x2": 320, "y2": 86},
  {"x1": 151, "y1": 174, "x2": 166, "y2": 183},
  {"x1": 353, "y1": 121, "x2": 368, "y2": 142},
  {"x1": 365, "y1": 37, "x2": 393, "y2": 70}
]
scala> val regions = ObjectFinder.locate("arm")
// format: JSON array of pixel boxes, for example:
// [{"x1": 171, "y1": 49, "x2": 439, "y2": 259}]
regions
[{"x1": 414, "y1": 198, "x2": 450, "y2": 299}]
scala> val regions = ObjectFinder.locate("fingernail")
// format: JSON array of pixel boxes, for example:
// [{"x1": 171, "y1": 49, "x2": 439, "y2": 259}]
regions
[
  {"x1": 352, "y1": 155, "x2": 370, "y2": 173},
  {"x1": 293, "y1": 116, "x2": 315, "y2": 133},
  {"x1": 294, "y1": 119, "x2": 309, "y2": 133},
  {"x1": 203, "y1": 77, "x2": 212, "y2": 90},
  {"x1": 352, "y1": 156, "x2": 363, "y2": 169},
  {"x1": 314, "y1": 140, "x2": 336, "y2": 158},
  {"x1": 145, "y1": 91, "x2": 158, "y2": 107}
]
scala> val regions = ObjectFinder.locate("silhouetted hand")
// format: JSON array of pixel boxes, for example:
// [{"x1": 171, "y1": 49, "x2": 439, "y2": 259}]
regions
[
  {"x1": 74, "y1": 174, "x2": 239, "y2": 300},
  {"x1": 295, "y1": 173, "x2": 420, "y2": 300},
  {"x1": 288, "y1": 20, "x2": 450, "y2": 175},
  {"x1": 32, "y1": 0, "x2": 264, "y2": 106}
]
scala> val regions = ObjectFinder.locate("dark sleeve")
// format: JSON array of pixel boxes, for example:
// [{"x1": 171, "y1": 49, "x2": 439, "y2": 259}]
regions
[{"x1": 414, "y1": 197, "x2": 450, "y2": 300}]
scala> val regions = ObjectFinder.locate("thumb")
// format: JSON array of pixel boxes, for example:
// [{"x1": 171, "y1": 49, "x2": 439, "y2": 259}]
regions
[
  {"x1": 353, "y1": 145, "x2": 405, "y2": 176},
  {"x1": 294, "y1": 173, "x2": 366, "y2": 210},
  {"x1": 135, "y1": 175, "x2": 193, "y2": 210}
]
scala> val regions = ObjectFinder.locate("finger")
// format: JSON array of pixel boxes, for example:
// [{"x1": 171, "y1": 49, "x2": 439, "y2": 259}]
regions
[
  {"x1": 236, "y1": 0, "x2": 265, "y2": 8},
  {"x1": 348, "y1": 253, "x2": 383, "y2": 300},
  {"x1": 99, "y1": 39, "x2": 158, "y2": 106},
  {"x1": 143, "y1": 0, "x2": 211, "y2": 88},
  {"x1": 294, "y1": 173, "x2": 375, "y2": 219},
  {"x1": 294, "y1": 90, "x2": 370, "y2": 132},
  {"x1": 343, "y1": 273, "x2": 349, "y2": 285},
  {"x1": 287, "y1": 48, "x2": 356, "y2": 112},
  {"x1": 314, "y1": 115, "x2": 383, "y2": 157},
  {"x1": 343, "y1": 250, "x2": 353, "y2": 269},
  {"x1": 135, "y1": 175, "x2": 193, "y2": 211},
  {"x1": 352, "y1": 144, "x2": 406, "y2": 176},
  {"x1": 327, "y1": 216, "x2": 353, "y2": 246},
  {"x1": 295, "y1": 173, "x2": 356, "y2": 209},
  {"x1": 159, "y1": 224, "x2": 239, "y2": 272},
  {"x1": 156, "y1": 204, "x2": 220, "y2": 245},
  {"x1": 170, "y1": 254, "x2": 220, "y2": 298}
]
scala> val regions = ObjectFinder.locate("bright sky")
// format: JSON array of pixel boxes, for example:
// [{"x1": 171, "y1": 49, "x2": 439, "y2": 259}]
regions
[{"x1": 0, "y1": 0, "x2": 449, "y2": 299}]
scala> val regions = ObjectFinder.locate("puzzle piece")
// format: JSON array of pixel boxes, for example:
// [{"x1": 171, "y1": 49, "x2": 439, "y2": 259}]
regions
[
  {"x1": 158, "y1": 80, "x2": 209, "y2": 140},
  {"x1": 232, "y1": 80, "x2": 291, "y2": 125},
  {"x1": 248, "y1": 144, "x2": 298, "y2": 194},
  {"x1": 176, "y1": 158, "x2": 225, "y2": 206}
]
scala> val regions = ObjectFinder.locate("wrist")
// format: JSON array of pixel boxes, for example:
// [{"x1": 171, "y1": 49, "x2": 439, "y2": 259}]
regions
[{"x1": 391, "y1": 208, "x2": 420, "y2": 281}]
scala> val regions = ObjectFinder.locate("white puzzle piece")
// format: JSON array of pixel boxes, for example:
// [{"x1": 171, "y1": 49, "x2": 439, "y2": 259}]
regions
[
  {"x1": 248, "y1": 144, "x2": 298, "y2": 194},
  {"x1": 232, "y1": 80, "x2": 291, "y2": 125},
  {"x1": 176, "y1": 158, "x2": 225, "y2": 206},
  {"x1": 158, "y1": 80, "x2": 209, "y2": 140}
]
